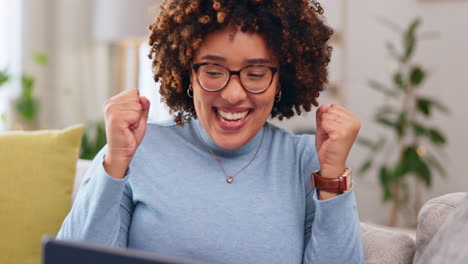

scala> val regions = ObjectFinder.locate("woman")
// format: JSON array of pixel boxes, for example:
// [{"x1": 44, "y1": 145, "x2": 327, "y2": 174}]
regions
[{"x1": 58, "y1": 0, "x2": 365, "y2": 263}]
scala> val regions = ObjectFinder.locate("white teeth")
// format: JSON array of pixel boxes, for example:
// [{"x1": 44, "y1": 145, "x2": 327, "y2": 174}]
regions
[{"x1": 216, "y1": 109, "x2": 249, "y2": 121}]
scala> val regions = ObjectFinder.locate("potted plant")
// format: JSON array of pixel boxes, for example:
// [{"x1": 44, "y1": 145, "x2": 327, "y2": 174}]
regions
[{"x1": 358, "y1": 18, "x2": 449, "y2": 227}]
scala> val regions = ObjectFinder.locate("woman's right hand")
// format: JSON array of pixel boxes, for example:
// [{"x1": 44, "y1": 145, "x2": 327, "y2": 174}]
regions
[{"x1": 103, "y1": 89, "x2": 150, "y2": 179}]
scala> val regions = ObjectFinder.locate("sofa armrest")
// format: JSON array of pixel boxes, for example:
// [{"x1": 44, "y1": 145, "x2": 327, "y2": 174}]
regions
[
  {"x1": 361, "y1": 222, "x2": 416, "y2": 264},
  {"x1": 413, "y1": 192, "x2": 467, "y2": 263}
]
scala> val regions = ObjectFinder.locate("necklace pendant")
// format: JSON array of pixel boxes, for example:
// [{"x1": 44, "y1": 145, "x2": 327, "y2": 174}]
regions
[{"x1": 226, "y1": 176, "x2": 234, "y2": 184}]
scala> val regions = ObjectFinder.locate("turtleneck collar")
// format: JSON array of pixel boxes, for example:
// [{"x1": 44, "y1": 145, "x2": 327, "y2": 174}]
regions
[{"x1": 192, "y1": 119, "x2": 265, "y2": 158}]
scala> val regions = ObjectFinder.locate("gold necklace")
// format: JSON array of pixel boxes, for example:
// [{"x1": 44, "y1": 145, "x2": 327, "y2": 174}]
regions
[{"x1": 195, "y1": 125, "x2": 265, "y2": 184}]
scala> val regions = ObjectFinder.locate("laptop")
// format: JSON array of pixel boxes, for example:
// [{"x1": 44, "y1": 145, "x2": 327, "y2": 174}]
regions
[{"x1": 42, "y1": 237, "x2": 211, "y2": 264}]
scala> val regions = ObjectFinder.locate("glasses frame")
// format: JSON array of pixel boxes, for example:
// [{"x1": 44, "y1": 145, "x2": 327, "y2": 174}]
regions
[{"x1": 191, "y1": 63, "x2": 278, "y2": 94}]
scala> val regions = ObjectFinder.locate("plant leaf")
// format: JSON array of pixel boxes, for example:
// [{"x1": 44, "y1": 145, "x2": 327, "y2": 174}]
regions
[
  {"x1": 383, "y1": 184, "x2": 392, "y2": 202},
  {"x1": 403, "y1": 146, "x2": 420, "y2": 172},
  {"x1": 417, "y1": 97, "x2": 450, "y2": 115},
  {"x1": 356, "y1": 137, "x2": 376, "y2": 149},
  {"x1": 15, "y1": 97, "x2": 39, "y2": 121},
  {"x1": 424, "y1": 152, "x2": 447, "y2": 178},
  {"x1": 395, "y1": 146, "x2": 433, "y2": 187},
  {"x1": 369, "y1": 79, "x2": 400, "y2": 97},
  {"x1": 403, "y1": 18, "x2": 422, "y2": 61},
  {"x1": 376, "y1": 116, "x2": 397, "y2": 129},
  {"x1": 378, "y1": 17, "x2": 404, "y2": 33},
  {"x1": 96, "y1": 123, "x2": 107, "y2": 149},
  {"x1": 376, "y1": 112, "x2": 407, "y2": 138},
  {"x1": 1, "y1": 113, "x2": 7, "y2": 123},
  {"x1": 359, "y1": 159, "x2": 373, "y2": 175},
  {"x1": 376, "y1": 105, "x2": 398, "y2": 117},
  {"x1": 379, "y1": 166, "x2": 393, "y2": 201},
  {"x1": 385, "y1": 42, "x2": 402, "y2": 61},
  {"x1": 79, "y1": 122, "x2": 107, "y2": 160},
  {"x1": 0, "y1": 70, "x2": 10, "y2": 86},
  {"x1": 21, "y1": 75, "x2": 35, "y2": 96},
  {"x1": 80, "y1": 133, "x2": 91, "y2": 159},
  {"x1": 396, "y1": 111, "x2": 408, "y2": 137},
  {"x1": 32, "y1": 52, "x2": 48, "y2": 65},
  {"x1": 416, "y1": 98, "x2": 431, "y2": 116},
  {"x1": 428, "y1": 128, "x2": 446, "y2": 145},
  {"x1": 417, "y1": 160, "x2": 432, "y2": 187},
  {"x1": 391, "y1": 146, "x2": 421, "y2": 180},
  {"x1": 410, "y1": 66, "x2": 426, "y2": 86},
  {"x1": 411, "y1": 121, "x2": 428, "y2": 136},
  {"x1": 393, "y1": 72, "x2": 405, "y2": 89}
]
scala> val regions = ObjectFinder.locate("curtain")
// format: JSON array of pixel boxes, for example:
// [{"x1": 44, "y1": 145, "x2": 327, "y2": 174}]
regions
[{"x1": 21, "y1": 0, "x2": 113, "y2": 129}]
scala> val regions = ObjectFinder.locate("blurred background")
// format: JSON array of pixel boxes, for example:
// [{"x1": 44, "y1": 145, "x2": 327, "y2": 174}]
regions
[{"x1": 1, "y1": 0, "x2": 467, "y2": 228}]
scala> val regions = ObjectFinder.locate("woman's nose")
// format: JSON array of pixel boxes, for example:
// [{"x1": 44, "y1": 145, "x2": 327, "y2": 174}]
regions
[{"x1": 220, "y1": 75, "x2": 247, "y2": 104}]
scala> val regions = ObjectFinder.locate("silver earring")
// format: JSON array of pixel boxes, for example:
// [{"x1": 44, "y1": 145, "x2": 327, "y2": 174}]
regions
[
  {"x1": 187, "y1": 85, "x2": 193, "y2": 98},
  {"x1": 275, "y1": 90, "x2": 282, "y2": 102}
]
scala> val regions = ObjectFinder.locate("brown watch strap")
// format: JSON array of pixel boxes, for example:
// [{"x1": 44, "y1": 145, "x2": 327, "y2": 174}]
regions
[{"x1": 311, "y1": 168, "x2": 352, "y2": 194}]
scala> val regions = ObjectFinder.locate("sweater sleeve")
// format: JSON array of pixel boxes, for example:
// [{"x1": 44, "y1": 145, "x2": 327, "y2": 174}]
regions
[
  {"x1": 56, "y1": 146, "x2": 134, "y2": 248},
  {"x1": 303, "y1": 189, "x2": 366, "y2": 264},
  {"x1": 300, "y1": 135, "x2": 366, "y2": 264}
]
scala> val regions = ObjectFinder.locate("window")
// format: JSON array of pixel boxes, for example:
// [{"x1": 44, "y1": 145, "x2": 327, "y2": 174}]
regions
[{"x1": 0, "y1": 0, "x2": 22, "y2": 130}]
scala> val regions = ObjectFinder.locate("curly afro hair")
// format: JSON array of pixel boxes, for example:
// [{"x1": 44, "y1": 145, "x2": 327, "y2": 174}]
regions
[{"x1": 148, "y1": 0, "x2": 333, "y2": 125}]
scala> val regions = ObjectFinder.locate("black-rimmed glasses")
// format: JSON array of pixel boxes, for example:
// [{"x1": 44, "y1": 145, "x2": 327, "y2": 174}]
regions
[{"x1": 191, "y1": 63, "x2": 278, "y2": 94}]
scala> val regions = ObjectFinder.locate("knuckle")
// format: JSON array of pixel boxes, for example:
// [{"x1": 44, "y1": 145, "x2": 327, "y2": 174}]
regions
[
  {"x1": 135, "y1": 103, "x2": 143, "y2": 112},
  {"x1": 126, "y1": 88, "x2": 140, "y2": 98},
  {"x1": 356, "y1": 119, "x2": 362, "y2": 129},
  {"x1": 128, "y1": 112, "x2": 140, "y2": 122},
  {"x1": 103, "y1": 102, "x2": 113, "y2": 115}
]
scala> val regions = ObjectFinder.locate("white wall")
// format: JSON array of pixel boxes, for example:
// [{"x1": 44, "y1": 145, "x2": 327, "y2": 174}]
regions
[{"x1": 345, "y1": 0, "x2": 468, "y2": 224}]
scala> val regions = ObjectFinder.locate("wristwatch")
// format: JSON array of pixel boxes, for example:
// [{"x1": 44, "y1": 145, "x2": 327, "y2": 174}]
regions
[{"x1": 311, "y1": 168, "x2": 353, "y2": 194}]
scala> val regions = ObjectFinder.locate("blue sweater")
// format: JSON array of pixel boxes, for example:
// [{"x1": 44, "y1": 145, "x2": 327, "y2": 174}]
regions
[{"x1": 57, "y1": 119, "x2": 365, "y2": 264}]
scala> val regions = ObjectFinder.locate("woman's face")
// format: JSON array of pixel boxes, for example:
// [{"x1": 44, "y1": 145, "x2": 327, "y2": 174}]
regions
[{"x1": 191, "y1": 26, "x2": 279, "y2": 150}]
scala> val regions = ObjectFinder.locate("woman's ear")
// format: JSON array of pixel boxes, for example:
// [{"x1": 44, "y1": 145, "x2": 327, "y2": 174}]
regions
[{"x1": 276, "y1": 82, "x2": 281, "y2": 94}]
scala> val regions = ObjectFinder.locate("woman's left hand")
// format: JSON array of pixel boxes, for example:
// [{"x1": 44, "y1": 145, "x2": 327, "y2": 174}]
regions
[{"x1": 315, "y1": 104, "x2": 360, "y2": 179}]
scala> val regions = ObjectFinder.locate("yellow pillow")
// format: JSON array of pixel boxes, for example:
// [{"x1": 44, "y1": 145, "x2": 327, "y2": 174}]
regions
[{"x1": 0, "y1": 125, "x2": 84, "y2": 264}]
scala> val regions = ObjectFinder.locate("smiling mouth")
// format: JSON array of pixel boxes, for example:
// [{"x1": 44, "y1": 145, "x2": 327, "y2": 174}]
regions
[{"x1": 215, "y1": 108, "x2": 251, "y2": 124}]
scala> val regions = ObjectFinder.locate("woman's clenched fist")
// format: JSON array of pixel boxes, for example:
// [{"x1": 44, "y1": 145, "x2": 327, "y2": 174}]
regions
[
  {"x1": 103, "y1": 89, "x2": 150, "y2": 179},
  {"x1": 315, "y1": 104, "x2": 360, "y2": 180}
]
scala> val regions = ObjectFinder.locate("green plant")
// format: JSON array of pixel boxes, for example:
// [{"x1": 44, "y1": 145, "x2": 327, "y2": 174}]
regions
[
  {"x1": 80, "y1": 122, "x2": 107, "y2": 160},
  {"x1": 0, "y1": 52, "x2": 47, "y2": 124},
  {"x1": 16, "y1": 52, "x2": 48, "y2": 121},
  {"x1": 358, "y1": 18, "x2": 449, "y2": 227},
  {"x1": 0, "y1": 70, "x2": 10, "y2": 86}
]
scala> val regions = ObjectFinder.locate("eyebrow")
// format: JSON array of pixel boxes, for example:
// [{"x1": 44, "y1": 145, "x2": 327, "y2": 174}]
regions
[{"x1": 200, "y1": 55, "x2": 272, "y2": 65}]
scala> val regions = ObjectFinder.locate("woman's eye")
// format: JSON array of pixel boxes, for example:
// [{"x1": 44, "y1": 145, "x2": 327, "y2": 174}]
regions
[
  {"x1": 247, "y1": 73, "x2": 265, "y2": 78},
  {"x1": 205, "y1": 71, "x2": 224, "y2": 76},
  {"x1": 206, "y1": 71, "x2": 223, "y2": 75}
]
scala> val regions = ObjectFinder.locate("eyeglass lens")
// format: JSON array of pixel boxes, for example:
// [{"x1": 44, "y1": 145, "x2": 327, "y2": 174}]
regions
[{"x1": 197, "y1": 64, "x2": 273, "y2": 93}]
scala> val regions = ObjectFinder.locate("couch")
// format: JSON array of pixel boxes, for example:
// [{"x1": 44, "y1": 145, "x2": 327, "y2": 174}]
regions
[{"x1": 75, "y1": 160, "x2": 467, "y2": 264}]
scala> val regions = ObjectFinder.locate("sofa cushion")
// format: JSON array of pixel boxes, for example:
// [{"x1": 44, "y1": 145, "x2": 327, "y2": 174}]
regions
[
  {"x1": 361, "y1": 222, "x2": 415, "y2": 264},
  {"x1": 0, "y1": 125, "x2": 84, "y2": 264},
  {"x1": 414, "y1": 192, "x2": 468, "y2": 264}
]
